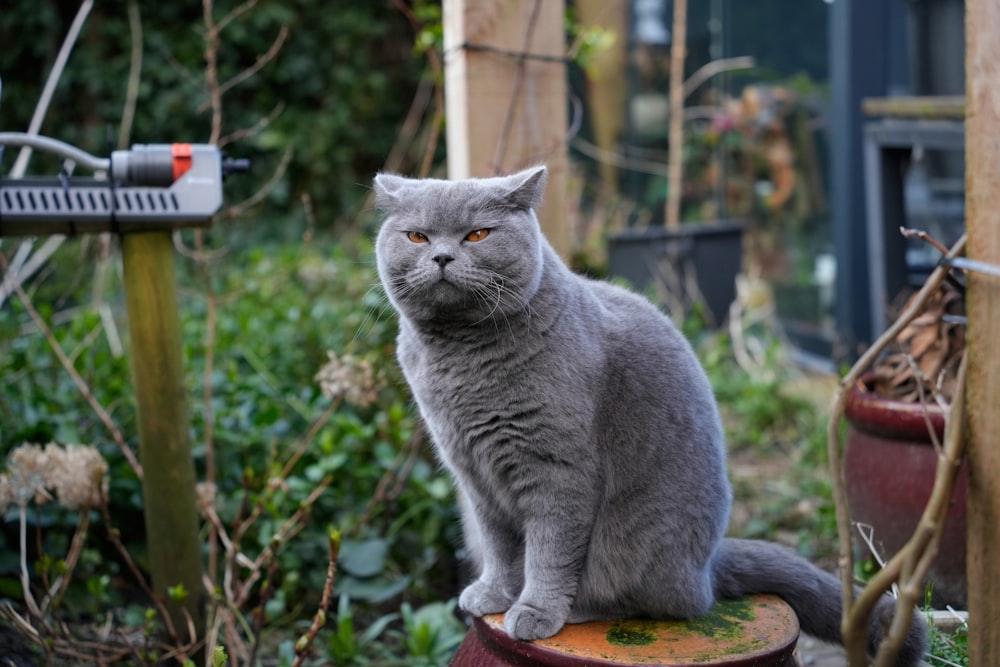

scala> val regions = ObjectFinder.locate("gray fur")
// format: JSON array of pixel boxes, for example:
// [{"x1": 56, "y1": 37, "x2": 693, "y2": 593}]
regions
[{"x1": 373, "y1": 167, "x2": 928, "y2": 665}]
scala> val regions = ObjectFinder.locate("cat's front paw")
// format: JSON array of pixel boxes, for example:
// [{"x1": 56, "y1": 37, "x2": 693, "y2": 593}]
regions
[
  {"x1": 459, "y1": 580, "x2": 516, "y2": 617},
  {"x1": 504, "y1": 602, "x2": 566, "y2": 640}
]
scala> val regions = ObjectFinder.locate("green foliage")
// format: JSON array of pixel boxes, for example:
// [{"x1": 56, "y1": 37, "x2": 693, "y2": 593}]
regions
[
  {"x1": 696, "y1": 325, "x2": 837, "y2": 560},
  {"x1": 699, "y1": 332, "x2": 820, "y2": 454},
  {"x1": 183, "y1": 645, "x2": 228, "y2": 667},
  {"x1": 323, "y1": 594, "x2": 464, "y2": 667},
  {"x1": 0, "y1": 234, "x2": 461, "y2": 662},
  {"x1": 923, "y1": 588, "x2": 969, "y2": 666},
  {"x1": 326, "y1": 594, "x2": 398, "y2": 665},
  {"x1": 928, "y1": 620, "x2": 968, "y2": 667},
  {"x1": 394, "y1": 599, "x2": 466, "y2": 667}
]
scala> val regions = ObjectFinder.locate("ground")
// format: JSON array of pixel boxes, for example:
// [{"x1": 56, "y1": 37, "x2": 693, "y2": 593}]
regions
[
  {"x1": 725, "y1": 370, "x2": 850, "y2": 667},
  {"x1": 798, "y1": 634, "x2": 849, "y2": 666}
]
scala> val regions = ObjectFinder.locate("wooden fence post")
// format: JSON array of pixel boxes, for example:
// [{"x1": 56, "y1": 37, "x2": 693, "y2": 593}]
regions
[
  {"x1": 122, "y1": 231, "x2": 204, "y2": 635},
  {"x1": 443, "y1": 0, "x2": 570, "y2": 257},
  {"x1": 574, "y1": 0, "x2": 628, "y2": 195},
  {"x1": 965, "y1": 0, "x2": 1000, "y2": 663}
]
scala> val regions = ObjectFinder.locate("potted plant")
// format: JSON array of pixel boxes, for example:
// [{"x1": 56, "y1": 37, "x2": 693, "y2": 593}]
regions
[
  {"x1": 605, "y1": 0, "x2": 752, "y2": 326},
  {"x1": 605, "y1": 0, "x2": 829, "y2": 328},
  {"x1": 842, "y1": 259, "x2": 968, "y2": 608}
]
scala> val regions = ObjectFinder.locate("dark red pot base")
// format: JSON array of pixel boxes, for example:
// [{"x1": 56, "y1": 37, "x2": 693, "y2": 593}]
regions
[{"x1": 844, "y1": 376, "x2": 967, "y2": 608}]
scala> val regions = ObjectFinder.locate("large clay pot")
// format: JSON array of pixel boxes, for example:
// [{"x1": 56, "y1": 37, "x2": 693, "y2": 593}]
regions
[{"x1": 844, "y1": 374, "x2": 967, "y2": 608}]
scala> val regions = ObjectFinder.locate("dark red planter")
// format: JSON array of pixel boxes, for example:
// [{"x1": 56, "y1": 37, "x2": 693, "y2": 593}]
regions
[{"x1": 844, "y1": 375, "x2": 967, "y2": 608}]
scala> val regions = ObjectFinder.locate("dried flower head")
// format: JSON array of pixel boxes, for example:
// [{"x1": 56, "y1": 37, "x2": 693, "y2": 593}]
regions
[
  {"x1": 0, "y1": 443, "x2": 108, "y2": 512},
  {"x1": 4, "y1": 444, "x2": 53, "y2": 507},
  {"x1": 0, "y1": 474, "x2": 14, "y2": 512},
  {"x1": 315, "y1": 351, "x2": 378, "y2": 407},
  {"x1": 195, "y1": 482, "x2": 217, "y2": 512},
  {"x1": 45, "y1": 444, "x2": 109, "y2": 510}
]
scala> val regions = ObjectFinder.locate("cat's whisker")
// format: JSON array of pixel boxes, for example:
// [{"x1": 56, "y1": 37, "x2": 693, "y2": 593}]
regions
[
  {"x1": 469, "y1": 283, "x2": 505, "y2": 334},
  {"x1": 350, "y1": 284, "x2": 384, "y2": 343},
  {"x1": 489, "y1": 278, "x2": 520, "y2": 338},
  {"x1": 352, "y1": 293, "x2": 397, "y2": 344},
  {"x1": 465, "y1": 271, "x2": 519, "y2": 337}
]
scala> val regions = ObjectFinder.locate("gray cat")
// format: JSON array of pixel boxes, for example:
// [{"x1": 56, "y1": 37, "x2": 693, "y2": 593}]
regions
[{"x1": 373, "y1": 166, "x2": 928, "y2": 665}]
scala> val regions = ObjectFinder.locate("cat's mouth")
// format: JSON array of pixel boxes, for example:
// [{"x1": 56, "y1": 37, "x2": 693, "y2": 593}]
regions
[{"x1": 407, "y1": 272, "x2": 466, "y2": 303}]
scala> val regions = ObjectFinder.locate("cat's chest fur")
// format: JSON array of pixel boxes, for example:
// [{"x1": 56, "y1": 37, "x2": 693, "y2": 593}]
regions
[{"x1": 396, "y1": 308, "x2": 596, "y2": 507}]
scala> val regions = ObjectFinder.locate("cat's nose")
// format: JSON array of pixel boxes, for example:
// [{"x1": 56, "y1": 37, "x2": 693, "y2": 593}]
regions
[{"x1": 433, "y1": 253, "x2": 454, "y2": 267}]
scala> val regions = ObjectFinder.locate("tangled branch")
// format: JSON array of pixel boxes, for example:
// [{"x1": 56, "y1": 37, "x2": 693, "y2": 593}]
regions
[{"x1": 828, "y1": 232, "x2": 967, "y2": 665}]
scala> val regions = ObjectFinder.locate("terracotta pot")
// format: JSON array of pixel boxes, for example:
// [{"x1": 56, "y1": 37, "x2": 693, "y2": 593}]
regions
[{"x1": 844, "y1": 374, "x2": 967, "y2": 608}]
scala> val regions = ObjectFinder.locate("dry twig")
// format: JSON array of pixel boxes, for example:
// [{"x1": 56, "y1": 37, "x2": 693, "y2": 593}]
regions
[
  {"x1": 378, "y1": 0, "x2": 450, "y2": 181},
  {"x1": 828, "y1": 233, "x2": 967, "y2": 665},
  {"x1": 291, "y1": 529, "x2": 341, "y2": 667},
  {"x1": 0, "y1": 252, "x2": 142, "y2": 478}
]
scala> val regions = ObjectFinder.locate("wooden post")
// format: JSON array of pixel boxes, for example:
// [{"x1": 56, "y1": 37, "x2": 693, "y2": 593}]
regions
[
  {"x1": 574, "y1": 0, "x2": 628, "y2": 194},
  {"x1": 965, "y1": 0, "x2": 1000, "y2": 663},
  {"x1": 443, "y1": 0, "x2": 570, "y2": 257},
  {"x1": 122, "y1": 231, "x2": 204, "y2": 635},
  {"x1": 665, "y1": 0, "x2": 687, "y2": 231}
]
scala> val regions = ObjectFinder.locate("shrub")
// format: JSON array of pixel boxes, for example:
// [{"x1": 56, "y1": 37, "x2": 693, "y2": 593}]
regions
[{"x1": 0, "y1": 234, "x2": 461, "y2": 664}]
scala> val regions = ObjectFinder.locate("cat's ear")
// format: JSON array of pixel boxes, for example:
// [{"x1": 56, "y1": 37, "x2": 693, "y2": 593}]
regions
[
  {"x1": 373, "y1": 173, "x2": 409, "y2": 211},
  {"x1": 500, "y1": 166, "x2": 547, "y2": 211}
]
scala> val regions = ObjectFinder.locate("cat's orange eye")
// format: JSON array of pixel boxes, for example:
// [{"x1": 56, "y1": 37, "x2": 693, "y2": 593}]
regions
[
  {"x1": 407, "y1": 231, "x2": 429, "y2": 243},
  {"x1": 465, "y1": 229, "x2": 490, "y2": 242}
]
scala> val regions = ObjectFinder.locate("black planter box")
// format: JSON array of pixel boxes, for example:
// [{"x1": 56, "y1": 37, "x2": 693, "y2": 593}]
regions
[{"x1": 607, "y1": 222, "x2": 744, "y2": 326}]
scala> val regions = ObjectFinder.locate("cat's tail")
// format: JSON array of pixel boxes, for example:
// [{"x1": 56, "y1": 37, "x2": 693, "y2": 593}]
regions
[{"x1": 712, "y1": 537, "x2": 928, "y2": 667}]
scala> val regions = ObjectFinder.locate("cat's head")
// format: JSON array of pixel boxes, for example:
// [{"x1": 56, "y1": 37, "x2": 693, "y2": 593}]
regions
[{"x1": 373, "y1": 166, "x2": 548, "y2": 325}]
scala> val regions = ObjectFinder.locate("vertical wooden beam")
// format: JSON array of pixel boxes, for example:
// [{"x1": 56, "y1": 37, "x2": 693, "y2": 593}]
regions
[
  {"x1": 443, "y1": 0, "x2": 570, "y2": 257},
  {"x1": 122, "y1": 231, "x2": 204, "y2": 635},
  {"x1": 965, "y1": 0, "x2": 1000, "y2": 663},
  {"x1": 574, "y1": 0, "x2": 628, "y2": 194},
  {"x1": 665, "y1": 0, "x2": 687, "y2": 230}
]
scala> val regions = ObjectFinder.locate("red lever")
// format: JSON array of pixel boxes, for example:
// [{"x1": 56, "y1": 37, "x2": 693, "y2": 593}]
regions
[{"x1": 171, "y1": 143, "x2": 193, "y2": 181}]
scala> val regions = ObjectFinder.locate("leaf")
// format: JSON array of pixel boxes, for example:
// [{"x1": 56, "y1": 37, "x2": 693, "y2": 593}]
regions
[
  {"x1": 335, "y1": 574, "x2": 411, "y2": 603},
  {"x1": 908, "y1": 322, "x2": 941, "y2": 359},
  {"x1": 874, "y1": 281, "x2": 966, "y2": 403},
  {"x1": 338, "y1": 538, "x2": 389, "y2": 578},
  {"x1": 359, "y1": 610, "x2": 400, "y2": 645},
  {"x1": 917, "y1": 338, "x2": 948, "y2": 381}
]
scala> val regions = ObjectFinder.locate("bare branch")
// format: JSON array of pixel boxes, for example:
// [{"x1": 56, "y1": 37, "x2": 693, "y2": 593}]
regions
[
  {"x1": 10, "y1": 0, "x2": 94, "y2": 177},
  {"x1": 218, "y1": 146, "x2": 293, "y2": 220},
  {"x1": 0, "y1": 253, "x2": 143, "y2": 479},
  {"x1": 682, "y1": 56, "x2": 755, "y2": 101},
  {"x1": 202, "y1": 0, "x2": 224, "y2": 144},
  {"x1": 0, "y1": 0, "x2": 96, "y2": 309},
  {"x1": 219, "y1": 101, "x2": 285, "y2": 148},
  {"x1": 216, "y1": 26, "x2": 289, "y2": 100},
  {"x1": 873, "y1": 351, "x2": 967, "y2": 666},
  {"x1": 214, "y1": 0, "x2": 259, "y2": 35},
  {"x1": 828, "y1": 233, "x2": 966, "y2": 664},
  {"x1": 291, "y1": 530, "x2": 341, "y2": 667},
  {"x1": 117, "y1": 0, "x2": 144, "y2": 149},
  {"x1": 900, "y1": 226, "x2": 951, "y2": 257},
  {"x1": 389, "y1": 0, "x2": 446, "y2": 178}
]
